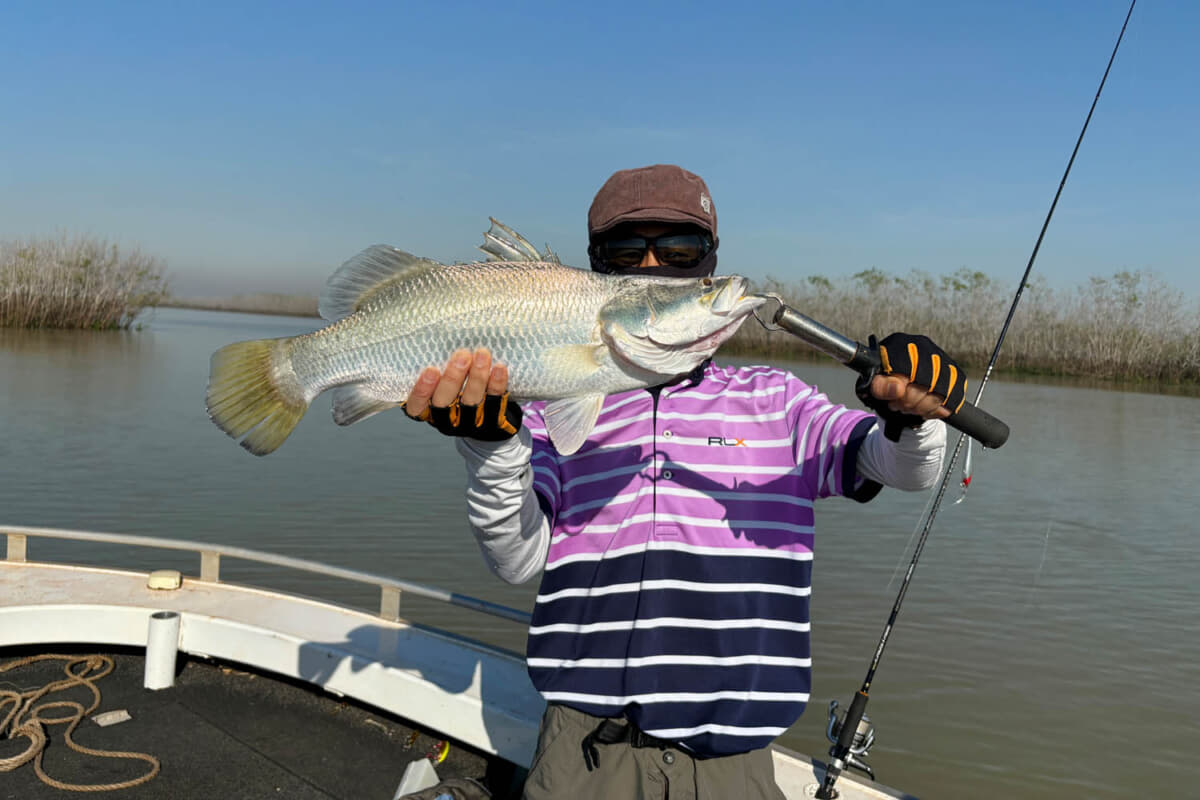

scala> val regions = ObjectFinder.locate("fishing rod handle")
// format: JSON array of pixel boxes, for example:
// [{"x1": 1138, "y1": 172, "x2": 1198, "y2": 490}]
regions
[
  {"x1": 771, "y1": 305, "x2": 1011, "y2": 449},
  {"x1": 943, "y1": 398, "x2": 1009, "y2": 449}
]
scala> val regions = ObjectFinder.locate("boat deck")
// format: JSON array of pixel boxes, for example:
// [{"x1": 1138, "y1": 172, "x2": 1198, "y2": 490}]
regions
[
  {"x1": 0, "y1": 647, "x2": 514, "y2": 799},
  {"x1": 2, "y1": 527, "x2": 915, "y2": 800},
  {"x1": 0, "y1": 557, "x2": 545, "y2": 769}
]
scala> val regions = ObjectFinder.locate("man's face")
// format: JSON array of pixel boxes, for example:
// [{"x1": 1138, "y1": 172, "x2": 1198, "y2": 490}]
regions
[{"x1": 591, "y1": 222, "x2": 714, "y2": 274}]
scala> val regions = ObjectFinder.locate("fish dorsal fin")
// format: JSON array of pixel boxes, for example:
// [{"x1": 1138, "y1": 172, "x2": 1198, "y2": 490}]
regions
[
  {"x1": 477, "y1": 218, "x2": 561, "y2": 264},
  {"x1": 543, "y1": 394, "x2": 605, "y2": 455},
  {"x1": 319, "y1": 245, "x2": 444, "y2": 321}
]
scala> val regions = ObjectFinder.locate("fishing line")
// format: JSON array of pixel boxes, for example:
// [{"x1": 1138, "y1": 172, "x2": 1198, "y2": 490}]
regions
[
  {"x1": 816, "y1": 3, "x2": 1137, "y2": 796},
  {"x1": 885, "y1": 489, "x2": 938, "y2": 593},
  {"x1": 1023, "y1": 521, "x2": 1055, "y2": 612}
]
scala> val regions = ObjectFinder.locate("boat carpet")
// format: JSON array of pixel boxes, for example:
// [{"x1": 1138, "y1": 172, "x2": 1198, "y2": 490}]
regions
[{"x1": 0, "y1": 645, "x2": 515, "y2": 799}]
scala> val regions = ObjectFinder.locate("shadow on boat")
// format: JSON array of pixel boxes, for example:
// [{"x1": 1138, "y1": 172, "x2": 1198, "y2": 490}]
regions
[{"x1": 295, "y1": 622, "x2": 543, "y2": 779}]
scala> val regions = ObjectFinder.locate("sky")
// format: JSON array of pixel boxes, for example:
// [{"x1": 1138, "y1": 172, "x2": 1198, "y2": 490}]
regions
[{"x1": 2, "y1": 0, "x2": 1195, "y2": 300}]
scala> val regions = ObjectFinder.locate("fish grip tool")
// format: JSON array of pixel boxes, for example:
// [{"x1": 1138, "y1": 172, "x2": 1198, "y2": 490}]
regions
[{"x1": 753, "y1": 296, "x2": 1010, "y2": 449}]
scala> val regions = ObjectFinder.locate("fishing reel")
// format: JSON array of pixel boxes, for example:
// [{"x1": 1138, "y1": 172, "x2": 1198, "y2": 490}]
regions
[{"x1": 824, "y1": 699, "x2": 876, "y2": 781}]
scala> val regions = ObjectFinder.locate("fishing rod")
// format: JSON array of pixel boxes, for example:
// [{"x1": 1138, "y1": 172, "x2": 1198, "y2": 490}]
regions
[{"x1": 765, "y1": 3, "x2": 1138, "y2": 796}]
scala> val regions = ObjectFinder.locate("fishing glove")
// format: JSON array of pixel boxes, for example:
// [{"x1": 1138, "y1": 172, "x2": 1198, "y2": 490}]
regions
[
  {"x1": 407, "y1": 392, "x2": 523, "y2": 442},
  {"x1": 855, "y1": 332, "x2": 967, "y2": 442}
]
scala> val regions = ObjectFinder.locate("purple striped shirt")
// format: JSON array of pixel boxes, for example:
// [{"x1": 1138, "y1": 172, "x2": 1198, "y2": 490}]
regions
[{"x1": 522, "y1": 361, "x2": 878, "y2": 757}]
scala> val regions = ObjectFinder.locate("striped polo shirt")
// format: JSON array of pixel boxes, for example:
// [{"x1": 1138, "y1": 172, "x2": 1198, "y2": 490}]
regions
[{"x1": 522, "y1": 361, "x2": 879, "y2": 758}]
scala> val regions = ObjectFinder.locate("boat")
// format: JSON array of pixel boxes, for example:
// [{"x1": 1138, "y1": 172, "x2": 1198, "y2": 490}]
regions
[{"x1": 1, "y1": 524, "x2": 914, "y2": 798}]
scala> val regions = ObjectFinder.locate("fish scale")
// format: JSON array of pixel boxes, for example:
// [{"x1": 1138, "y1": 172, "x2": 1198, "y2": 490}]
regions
[{"x1": 290, "y1": 263, "x2": 614, "y2": 401}]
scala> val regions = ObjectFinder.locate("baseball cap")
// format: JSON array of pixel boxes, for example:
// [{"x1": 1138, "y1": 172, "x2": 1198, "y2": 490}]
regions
[{"x1": 587, "y1": 164, "x2": 717, "y2": 240}]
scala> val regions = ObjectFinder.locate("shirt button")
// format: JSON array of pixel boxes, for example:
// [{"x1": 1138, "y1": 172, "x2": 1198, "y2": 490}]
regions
[
  {"x1": 662, "y1": 430, "x2": 673, "y2": 438},
  {"x1": 662, "y1": 751, "x2": 675, "y2": 765},
  {"x1": 662, "y1": 470, "x2": 673, "y2": 480}
]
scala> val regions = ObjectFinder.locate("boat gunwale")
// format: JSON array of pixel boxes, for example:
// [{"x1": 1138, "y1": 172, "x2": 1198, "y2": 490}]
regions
[{"x1": 2, "y1": 524, "x2": 532, "y2": 625}]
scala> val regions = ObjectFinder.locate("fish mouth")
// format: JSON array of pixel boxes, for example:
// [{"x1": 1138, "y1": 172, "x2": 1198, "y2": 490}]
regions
[
  {"x1": 686, "y1": 314, "x2": 752, "y2": 355},
  {"x1": 713, "y1": 276, "x2": 767, "y2": 318},
  {"x1": 687, "y1": 279, "x2": 767, "y2": 354}
]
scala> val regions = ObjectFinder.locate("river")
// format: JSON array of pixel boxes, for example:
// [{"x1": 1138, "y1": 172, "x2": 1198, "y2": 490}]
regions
[{"x1": 2, "y1": 307, "x2": 1196, "y2": 799}]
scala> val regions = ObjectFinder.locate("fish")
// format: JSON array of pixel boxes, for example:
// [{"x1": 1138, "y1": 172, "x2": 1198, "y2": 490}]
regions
[{"x1": 205, "y1": 221, "x2": 766, "y2": 456}]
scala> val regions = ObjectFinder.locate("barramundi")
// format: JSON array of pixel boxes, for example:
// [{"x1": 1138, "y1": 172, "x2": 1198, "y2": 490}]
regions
[{"x1": 206, "y1": 221, "x2": 765, "y2": 456}]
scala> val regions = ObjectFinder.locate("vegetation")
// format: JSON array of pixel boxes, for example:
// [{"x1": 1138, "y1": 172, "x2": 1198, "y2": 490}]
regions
[
  {"x1": 727, "y1": 268, "x2": 1200, "y2": 386},
  {"x1": 0, "y1": 234, "x2": 169, "y2": 329},
  {"x1": 4, "y1": 233, "x2": 1195, "y2": 388}
]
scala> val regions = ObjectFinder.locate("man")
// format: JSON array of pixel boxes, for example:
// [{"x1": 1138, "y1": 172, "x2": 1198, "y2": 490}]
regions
[{"x1": 405, "y1": 165, "x2": 959, "y2": 799}]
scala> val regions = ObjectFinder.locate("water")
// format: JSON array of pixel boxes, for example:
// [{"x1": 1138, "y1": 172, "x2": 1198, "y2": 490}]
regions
[{"x1": 2, "y1": 308, "x2": 1197, "y2": 799}]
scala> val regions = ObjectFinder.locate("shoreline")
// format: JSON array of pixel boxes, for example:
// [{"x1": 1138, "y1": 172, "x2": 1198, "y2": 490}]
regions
[
  {"x1": 156, "y1": 295, "x2": 319, "y2": 318},
  {"x1": 149, "y1": 302, "x2": 1200, "y2": 398},
  {"x1": 157, "y1": 300, "x2": 320, "y2": 318}
]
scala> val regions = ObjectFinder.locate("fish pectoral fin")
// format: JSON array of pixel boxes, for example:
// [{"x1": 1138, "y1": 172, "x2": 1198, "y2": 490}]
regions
[
  {"x1": 544, "y1": 342, "x2": 605, "y2": 374},
  {"x1": 319, "y1": 246, "x2": 444, "y2": 321},
  {"x1": 543, "y1": 395, "x2": 605, "y2": 456},
  {"x1": 331, "y1": 384, "x2": 401, "y2": 426}
]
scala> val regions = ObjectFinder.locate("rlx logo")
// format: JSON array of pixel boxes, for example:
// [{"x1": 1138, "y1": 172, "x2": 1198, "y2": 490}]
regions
[{"x1": 706, "y1": 436, "x2": 746, "y2": 447}]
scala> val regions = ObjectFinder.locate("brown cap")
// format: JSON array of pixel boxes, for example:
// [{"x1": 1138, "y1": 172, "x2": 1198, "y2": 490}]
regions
[{"x1": 587, "y1": 164, "x2": 717, "y2": 240}]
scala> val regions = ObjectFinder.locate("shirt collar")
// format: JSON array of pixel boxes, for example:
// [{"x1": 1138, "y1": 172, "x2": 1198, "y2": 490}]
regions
[{"x1": 656, "y1": 360, "x2": 710, "y2": 396}]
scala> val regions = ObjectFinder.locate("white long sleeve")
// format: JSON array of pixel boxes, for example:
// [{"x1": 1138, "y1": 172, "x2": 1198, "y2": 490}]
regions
[
  {"x1": 854, "y1": 417, "x2": 947, "y2": 491},
  {"x1": 455, "y1": 428, "x2": 550, "y2": 584}
]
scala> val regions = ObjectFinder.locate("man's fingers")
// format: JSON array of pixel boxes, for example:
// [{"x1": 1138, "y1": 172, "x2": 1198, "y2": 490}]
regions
[
  {"x1": 870, "y1": 374, "x2": 906, "y2": 402},
  {"x1": 899, "y1": 383, "x2": 950, "y2": 419},
  {"x1": 460, "y1": 349, "x2": 493, "y2": 407},
  {"x1": 405, "y1": 367, "x2": 441, "y2": 418},
  {"x1": 486, "y1": 363, "x2": 509, "y2": 396},
  {"x1": 871, "y1": 374, "x2": 950, "y2": 420},
  {"x1": 431, "y1": 349, "x2": 472, "y2": 408},
  {"x1": 407, "y1": 349, "x2": 510, "y2": 424}
]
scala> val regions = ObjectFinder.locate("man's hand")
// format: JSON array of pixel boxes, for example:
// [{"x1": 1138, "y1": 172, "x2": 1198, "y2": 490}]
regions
[
  {"x1": 857, "y1": 333, "x2": 967, "y2": 440},
  {"x1": 867, "y1": 373, "x2": 953, "y2": 421},
  {"x1": 404, "y1": 348, "x2": 522, "y2": 440}
]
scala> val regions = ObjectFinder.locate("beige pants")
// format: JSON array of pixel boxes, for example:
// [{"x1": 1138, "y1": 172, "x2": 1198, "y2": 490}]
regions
[{"x1": 522, "y1": 704, "x2": 787, "y2": 800}]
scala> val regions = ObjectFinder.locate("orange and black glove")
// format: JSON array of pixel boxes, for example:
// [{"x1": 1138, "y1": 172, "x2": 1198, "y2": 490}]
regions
[
  {"x1": 407, "y1": 392, "x2": 523, "y2": 442},
  {"x1": 855, "y1": 332, "x2": 967, "y2": 441}
]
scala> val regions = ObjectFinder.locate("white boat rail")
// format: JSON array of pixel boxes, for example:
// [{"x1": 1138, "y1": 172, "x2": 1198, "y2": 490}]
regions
[{"x1": 2, "y1": 524, "x2": 532, "y2": 625}]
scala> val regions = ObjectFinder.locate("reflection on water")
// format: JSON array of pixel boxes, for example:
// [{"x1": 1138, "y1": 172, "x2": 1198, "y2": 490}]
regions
[
  {"x1": 2, "y1": 308, "x2": 1198, "y2": 800},
  {"x1": 995, "y1": 368, "x2": 1200, "y2": 399},
  {"x1": 0, "y1": 326, "x2": 159, "y2": 356}
]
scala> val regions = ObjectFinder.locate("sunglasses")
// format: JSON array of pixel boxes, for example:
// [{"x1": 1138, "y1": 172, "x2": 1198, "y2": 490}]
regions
[{"x1": 591, "y1": 232, "x2": 713, "y2": 269}]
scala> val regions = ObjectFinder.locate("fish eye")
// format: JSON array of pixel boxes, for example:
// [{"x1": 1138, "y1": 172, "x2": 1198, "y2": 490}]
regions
[{"x1": 701, "y1": 278, "x2": 713, "y2": 287}]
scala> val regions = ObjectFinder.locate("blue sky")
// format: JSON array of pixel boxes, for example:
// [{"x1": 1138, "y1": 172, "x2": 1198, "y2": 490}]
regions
[{"x1": 2, "y1": 1, "x2": 1194, "y2": 299}]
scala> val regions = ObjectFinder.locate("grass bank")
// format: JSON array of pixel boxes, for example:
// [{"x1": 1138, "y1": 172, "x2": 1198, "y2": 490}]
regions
[
  {"x1": 727, "y1": 268, "x2": 1200, "y2": 387},
  {"x1": 0, "y1": 234, "x2": 169, "y2": 329}
]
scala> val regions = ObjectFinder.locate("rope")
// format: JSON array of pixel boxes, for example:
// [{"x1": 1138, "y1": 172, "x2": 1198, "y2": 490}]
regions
[{"x1": 0, "y1": 654, "x2": 160, "y2": 792}]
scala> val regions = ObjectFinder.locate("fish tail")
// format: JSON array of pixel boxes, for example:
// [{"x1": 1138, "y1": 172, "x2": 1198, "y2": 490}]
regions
[{"x1": 206, "y1": 337, "x2": 309, "y2": 456}]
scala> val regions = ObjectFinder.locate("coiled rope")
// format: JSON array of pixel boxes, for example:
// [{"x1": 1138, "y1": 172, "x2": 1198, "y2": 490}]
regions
[{"x1": 0, "y1": 654, "x2": 160, "y2": 792}]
